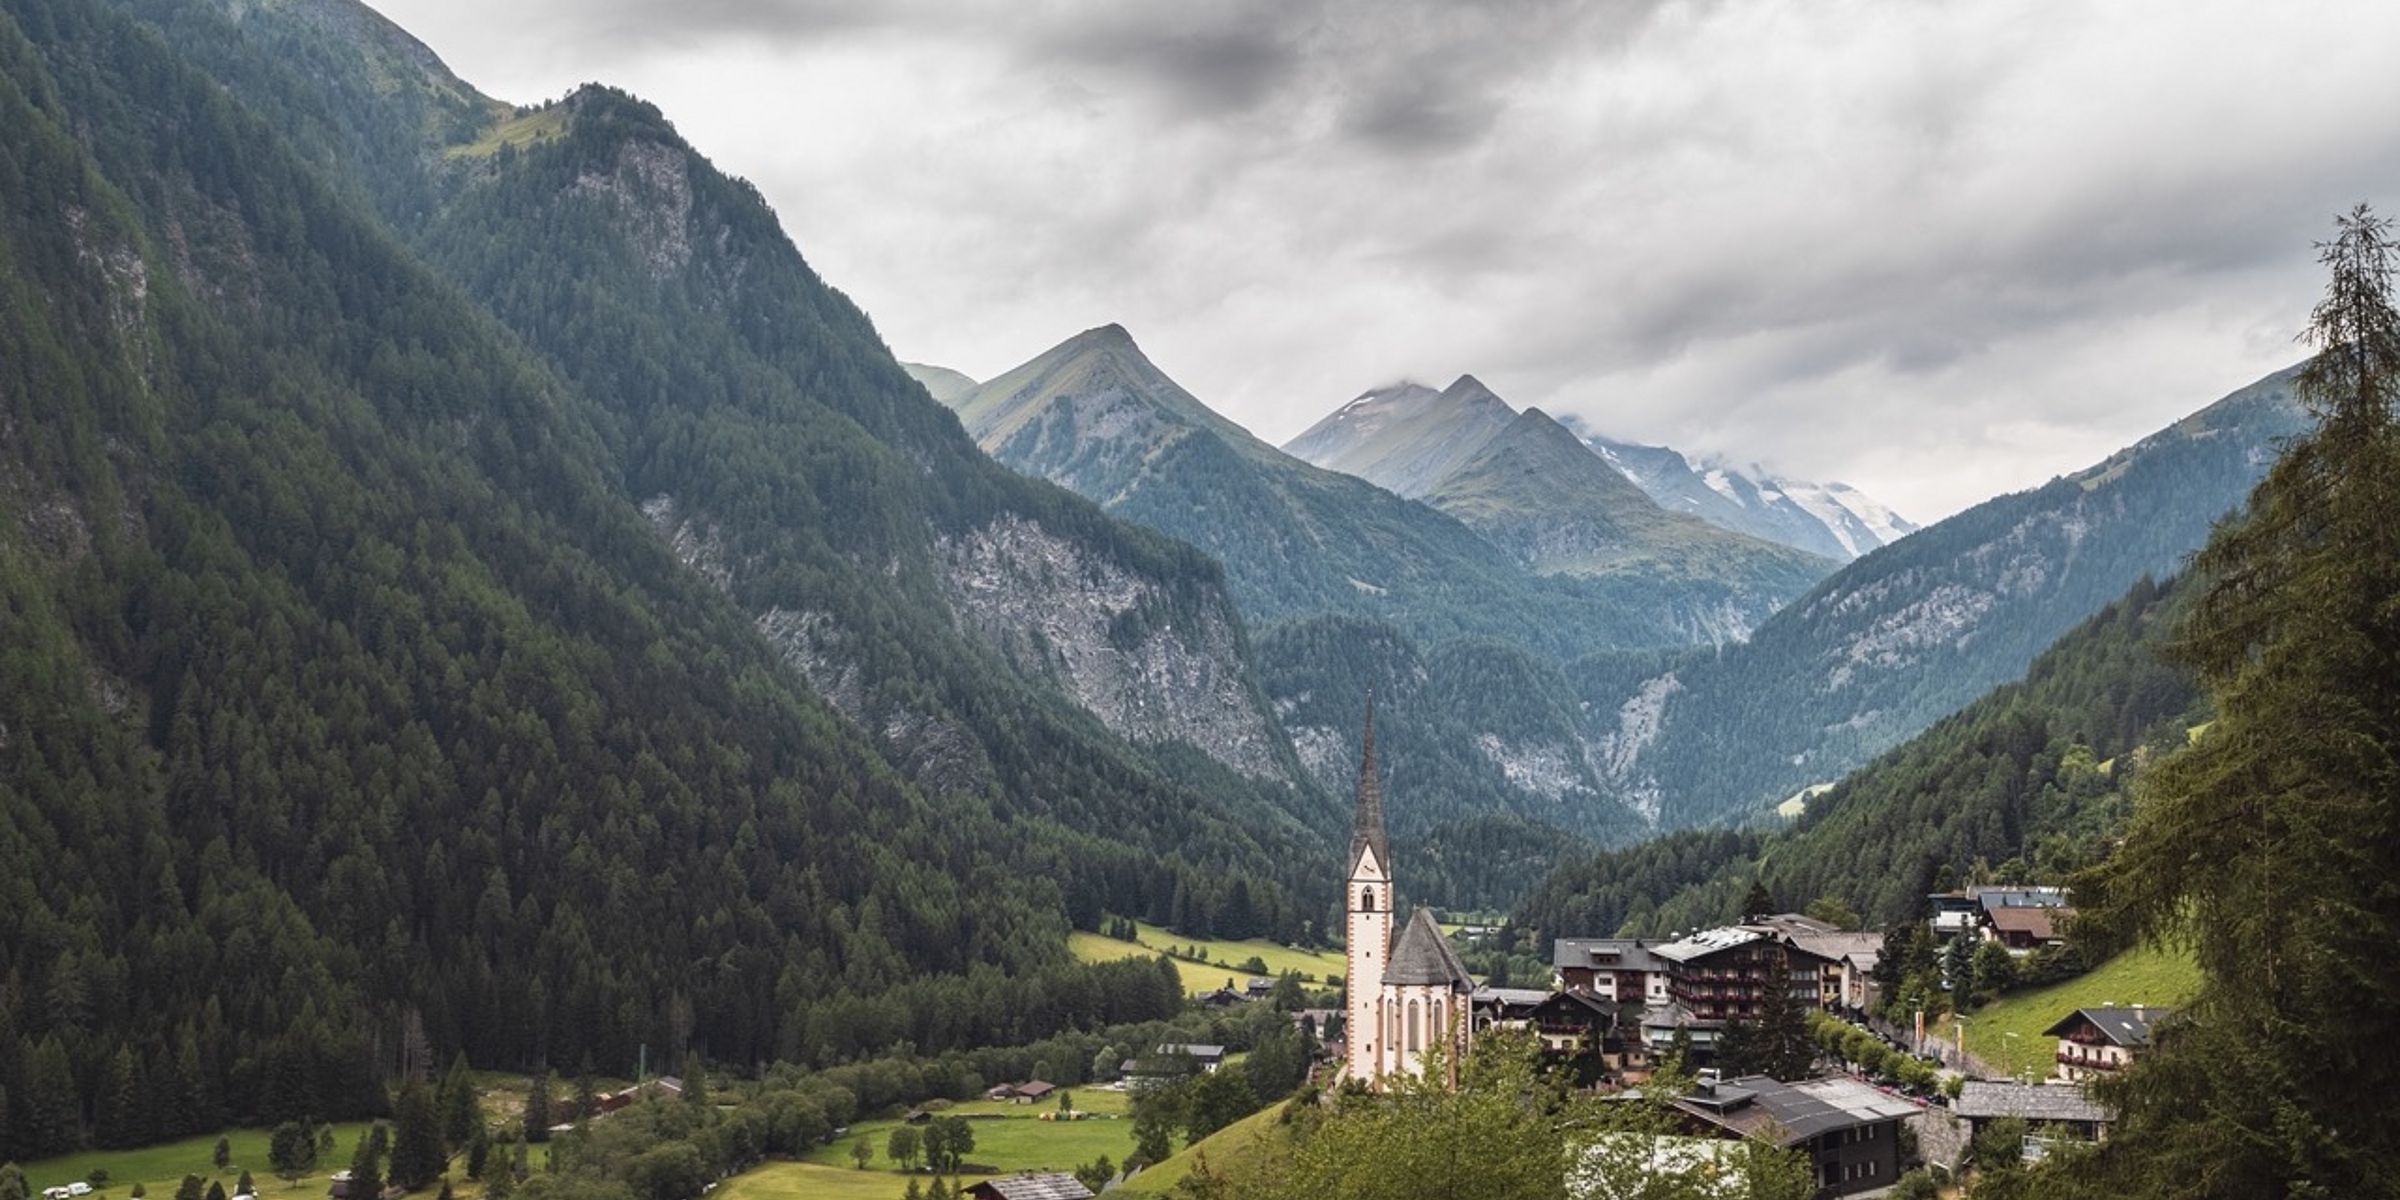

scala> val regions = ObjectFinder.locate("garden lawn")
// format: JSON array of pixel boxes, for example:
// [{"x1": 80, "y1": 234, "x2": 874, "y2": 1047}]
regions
[
  {"x1": 13, "y1": 1122, "x2": 375, "y2": 1199},
  {"x1": 1945, "y1": 943, "x2": 2201, "y2": 1076},
  {"x1": 1068, "y1": 920, "x2": 1344, "y2": 996}
]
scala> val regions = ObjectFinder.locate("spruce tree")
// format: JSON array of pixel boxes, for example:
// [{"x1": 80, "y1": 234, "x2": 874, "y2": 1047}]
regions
[
  {"x1": 437, "y1": 1053, "x2": 479, "y2": 1147},
  {"x1": 522, "y1": 1069, "x2": 552, "y2": 1144},
  {"x1": 390, "y1": 1076, "x2": 447, "y2": 1189},
  {"x1": 2072, "y1": 205, "x2": 2400, "y2": 1196}
]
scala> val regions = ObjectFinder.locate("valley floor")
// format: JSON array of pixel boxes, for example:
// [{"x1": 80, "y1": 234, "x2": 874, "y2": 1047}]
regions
[{"x1": 1067, "y1": 920, "x2": 1345, "y2": 995}]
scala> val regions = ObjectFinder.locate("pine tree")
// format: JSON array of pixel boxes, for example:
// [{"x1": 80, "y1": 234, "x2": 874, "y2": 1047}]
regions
[
  {"x1": 0, "y1": 1164, "x2": 23, "y2": 1200},
  {"x1": 522, "y1": 1069, "x2": 552, "y2": 1144},
  {"x1": 347, "y1": 1124, "x2": 386, "y2": 1200},
  {"x1": 2071, "y1": 206, "x2": 2400, "y2": 1196},
  {"x1": 390, "y1": 1076, "x2": 447, "y2": 1189},
  {"x1": 1739, "y1": 879, "x2": 1775, "y2": 921},
  {"x1": 437, "y1": 1053, "x2": 479, "y2": 1147},
  {"x1": 96, "y1": 1046, "x2": 143, "y2": 1149}
]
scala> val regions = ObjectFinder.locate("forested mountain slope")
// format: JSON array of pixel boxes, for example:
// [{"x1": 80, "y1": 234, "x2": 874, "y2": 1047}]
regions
[
  {"x1": 1421, "y1": 406, "x2": 1831, "y2": 641},
  {"x1": 0, "y1": 0, "x2": 1336, "y2": 1154},
  {"x1": 1593, "y1": 367, "x2": 2310, "y2": 828},
  {"x1": 1520, "y1": 574, "x2": 2203, "y2": 940}
]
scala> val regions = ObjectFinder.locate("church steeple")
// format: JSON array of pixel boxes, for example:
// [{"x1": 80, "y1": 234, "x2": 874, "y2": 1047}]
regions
[{"x1": 1351, "y1": 693, "x2": 1389, "y2": 871}]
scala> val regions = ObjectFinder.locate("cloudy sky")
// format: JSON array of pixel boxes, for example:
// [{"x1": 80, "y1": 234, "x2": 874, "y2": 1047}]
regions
[{"x1": 371, "y1": 0, "x2": 2400, "y2": 521}]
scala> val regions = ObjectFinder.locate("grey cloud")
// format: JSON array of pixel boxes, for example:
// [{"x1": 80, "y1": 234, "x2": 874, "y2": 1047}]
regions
[{"x1": 369, "y1": 0, "x2": 2400, "y2": 520}]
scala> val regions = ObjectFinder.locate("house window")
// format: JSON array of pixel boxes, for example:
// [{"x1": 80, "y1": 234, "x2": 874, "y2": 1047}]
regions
[{"x1": 1361, "y1": 887, "x2": 1376, "y2": 912}]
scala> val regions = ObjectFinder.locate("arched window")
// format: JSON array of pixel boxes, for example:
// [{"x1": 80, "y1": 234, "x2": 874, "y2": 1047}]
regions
[
  {"x1": 1406, "y1": 999, "x2": 1421, "y2": 1052},
  {"x1": 1360, "y1": 887, "x2": 1376, "y2": 912}
]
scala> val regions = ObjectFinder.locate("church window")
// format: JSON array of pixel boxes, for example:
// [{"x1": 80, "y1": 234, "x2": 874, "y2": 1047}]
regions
[
  {"x1": 1360, "y1": 887, "x2": 1376, "y2": 912},
  {"x1": 1406, "y1": 999, "x2": 1421, "y2": 1051}
]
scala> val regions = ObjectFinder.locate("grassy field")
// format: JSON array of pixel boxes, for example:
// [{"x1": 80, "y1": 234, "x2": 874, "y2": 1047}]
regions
[
  {"x1": 13, "y1": 1122, "x2": 378, "y2": 1198},
  {"x1": 1945, "y1": 944, "x2": 2200, "y2": 1076},
  {"x1": 1117, "y1": 1100, "x2": 1292, "y2": 1195},
  {"x1": 726, "y1": 1092, "x2": 1133, "y2": 1200},
  {"x1": 1068, "y1": 920, "x2": 1345, "y2": 996},
  {"x1": 444, "y1": 107, "x2": 570, "y2": 158}
]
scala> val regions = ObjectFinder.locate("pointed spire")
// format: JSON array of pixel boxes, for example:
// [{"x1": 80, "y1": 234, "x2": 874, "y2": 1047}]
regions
[{"x1": 1351, "y1": 693, "x2": 1389, "y2": 872}]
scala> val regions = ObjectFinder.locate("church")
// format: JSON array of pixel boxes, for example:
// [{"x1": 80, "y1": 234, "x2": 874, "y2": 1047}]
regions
[{"x1": 1343, "y1": 700, "x2": 1477, "y2": 1087}]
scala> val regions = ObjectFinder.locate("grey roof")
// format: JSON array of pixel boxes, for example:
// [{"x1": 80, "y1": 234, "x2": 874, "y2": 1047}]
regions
[
  {"x1": 1976, "y1": 888, "x2": 2069, "y2": 915},
  {"x1": 1472, "y1": 985, "x2": 1552, "y2": 1009},
  {"x1": 2043, "y1": 1006, "x2": 2169, "y2": 1047},
  {"x1": 1779, "y1": 930, "x2": 1884, "y2": 966},
  {"x1": 1675, "y1": 1075, "x2": 1918, "y2": 1147},
  {"x1": 1639, "y1": 1001, "x2": 1720, "y2": 1031},
  {"x1": 1156, "y1": 1042, "x2": 1226, "y2": 1059},
  {"x1": 1350, "y1": 696, "x2": 1389, "y2": 872},
  {"x1": 1743, "y1": 913, "x2": 1840, "y2": 937},
  {"x1": 1954, "y1": 1080, "x2": 2112, "y2": 1124},
  {"x1": 1651, "y1": 926, "x2": 1768, "y2": 964},
  {"x1": 971, "y1": 1173, "x2": 1096, "y2": 1200},
  {"x1": 1553, "y1": 937, "x2": 1668, "y2": 973},
  {"x1": 1384, "y1": 907, "x2": 1476, "y2": 988}
]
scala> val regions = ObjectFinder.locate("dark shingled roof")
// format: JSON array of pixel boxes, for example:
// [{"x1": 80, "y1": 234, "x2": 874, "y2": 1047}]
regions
[
  {"x1": 1552, "y1": 937, "x2": 1668, "y2": 973},
  {"x1": 1351, "y1": 696, "x2": 1389, "y2": 871},
  {"x1": 2043, "y1": 1005, "x2": 2169, "y2": 1047},
  {"x1": 1384, "y1": 907, "x2": 1474, "y2": 988},
  {"x1": 1672, "y1": 1075, "x2": 1918, "y2": 1147},
  {"x1": 968, "y1": 1173, "x2": 1097, "y2": 1200}
]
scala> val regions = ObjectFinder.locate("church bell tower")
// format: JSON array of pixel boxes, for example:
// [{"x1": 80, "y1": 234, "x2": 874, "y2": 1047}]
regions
[{"x1": 1344, "y1": 696, "x2": 1393, "y2": 1084}]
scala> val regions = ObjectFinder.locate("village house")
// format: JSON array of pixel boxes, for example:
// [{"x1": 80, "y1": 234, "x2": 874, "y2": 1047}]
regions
[
  {"x1": 1469, "y1": 984, "x2": 1551, "y2": 1033},
  {"x1": 2046, "y1": 1005, "x2": 2168, "y2": 1082},
  {"x1": 1552, "y1": 938, "x2": 1672, "y2": 1006},
  {"x1": 1928, "y1": 886, "x2": 2068, "y2": 945},
  {"x1": 1953, "y1": 1079, "x2": 2115, "y2": 1162},
  {"x1": 965, "y1": 1172, "x2": 1095, "y2": 1200},
  {"x1": 1984, "y1": 904, "x2": 2072, "y2": 952},
  {"x1": 1662, "y1": 1073, "x2": 1918, "y2": 1197}
]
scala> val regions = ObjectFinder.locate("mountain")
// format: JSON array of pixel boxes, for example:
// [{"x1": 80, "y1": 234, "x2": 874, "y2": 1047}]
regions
[
  {"x1": 1591, "y1": 366, "x2": 2312, "y2": 829},
  {"x1": 934, "y1": 326, "x2": 1823, "y2": 658},
  {"x1": 0, "y1": 0, "x2": 1342, "y2": 1137},
  {"x1": 1567, "y1": 420, "x2": 1920, "y2": 561},
  {"x1": 902, "y1": 361, "x2": 979, "y2": 404},
  {"x1": 1290, "y1": 383, "x2": 1912, "y2": 563},
  {"x1": 1282, "y1": 377, "x2": 1519, "y2": 498},
  {"x1": 1424, "y1": 407, "x2": 1834, "y2": 633},
  {"x1": 1518, "y1": 571, "x2": 2200, "y2": 940}
]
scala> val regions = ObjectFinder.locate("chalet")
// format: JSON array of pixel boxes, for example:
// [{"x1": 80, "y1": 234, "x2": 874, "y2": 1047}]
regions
[
  {"x1": 1013, "y1": 1080, "x2": 1058, "y2": 1104},
  {"x1": 965, "y1": 1173, "x2": 1096, "y2": 1200},
  {"x1": 1155, "y1": 1042, "x2": 1226, "y2": 1072},
  {"x1": 1665, "y1": 1073, "x2": 1916, "y2": 1197},
  {"x1": 1198, "y1": 985, "x2": 1246, "y2": 1009},
  {"x1": 1469, "y1": 984, "x2": 1550, "y2": 1032},
  {"x1": 2045, "y1": 1006, "x2": 2168, "y2": 1082},
  {"x1": 1953, "y1": 1080, "x2": 2114, "y2": 1161},
  {"x1": 1983, "y1": 905, "x2": 2071, "y2": 952},
  {"x1": 1929, "y1": 886, "x2": 2067, "y2": 941},
  {"x1": 1245, "y1": 977, "x2": 1275, "y2": 1000},
  {"x1": 1553, "y1": 938, "x2": 1670, "y2": 1006}
]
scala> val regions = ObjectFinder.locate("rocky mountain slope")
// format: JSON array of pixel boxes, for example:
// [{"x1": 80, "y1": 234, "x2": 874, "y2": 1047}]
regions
[
  {"x1": 934, "y1": 325, "x2": 1822, "y2": 657},
  {"x1": 1589, "y1": 365, "x2": 2311, "y2": 829}
]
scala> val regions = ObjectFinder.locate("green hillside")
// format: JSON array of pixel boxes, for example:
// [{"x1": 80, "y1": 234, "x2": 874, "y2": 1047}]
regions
[{"x1": 1943, "y1": 945, "x2": 2199, "y2": 1076}]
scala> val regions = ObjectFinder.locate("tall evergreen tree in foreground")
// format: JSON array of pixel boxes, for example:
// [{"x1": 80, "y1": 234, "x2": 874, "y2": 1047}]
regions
[{"x1": 2063, "y1": 205, "x2": 2400, "y2": 1197}]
